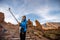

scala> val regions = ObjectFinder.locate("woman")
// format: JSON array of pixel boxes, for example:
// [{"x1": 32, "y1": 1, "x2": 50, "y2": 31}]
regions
[{"x1": 18, "y1": 16, "x2": 27, "y2": 40}]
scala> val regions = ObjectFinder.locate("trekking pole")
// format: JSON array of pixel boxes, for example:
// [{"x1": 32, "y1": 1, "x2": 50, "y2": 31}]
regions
[
  {"x1": 9, "y1": 8, "x2": 20, "y2": 36},
  {"x1": 8, "y1": 8, "x2": 19, "y2": 23}
]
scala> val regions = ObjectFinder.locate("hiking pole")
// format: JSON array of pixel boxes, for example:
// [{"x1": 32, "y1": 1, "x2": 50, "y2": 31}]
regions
[
  {"x1": 9, "y1": 8, "x2": 20, "y2": 35},
  {"x1": 8, "y1": 8, "x2": 19, "y2": 23}
]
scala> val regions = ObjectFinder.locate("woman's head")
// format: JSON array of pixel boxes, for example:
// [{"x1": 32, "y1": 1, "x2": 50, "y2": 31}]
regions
[{"x1": 22, "y1": 16, "x2": 26, "y2": 21}]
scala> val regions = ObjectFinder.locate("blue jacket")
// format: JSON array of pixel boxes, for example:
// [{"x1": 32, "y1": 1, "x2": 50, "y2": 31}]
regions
[{"x1": 20, "y1": 19, "x2": 27, "y2": 32}]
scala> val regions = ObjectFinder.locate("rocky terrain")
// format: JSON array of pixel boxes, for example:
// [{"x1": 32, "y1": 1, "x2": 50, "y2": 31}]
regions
[{"x1": 0, "y1": 12, "x2": 60, "y2": 40}]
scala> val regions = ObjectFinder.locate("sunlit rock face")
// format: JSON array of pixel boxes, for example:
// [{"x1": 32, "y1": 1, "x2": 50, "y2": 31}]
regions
[
  {"x1": 35, "y1": 20, "x2": 43, "y2": 31},
  {"x1": 27, "y1": 19, "x2": 33, "y2": 27},
  {"x1": 0, "y1": 12, "x2": 4, "y2": 23}
]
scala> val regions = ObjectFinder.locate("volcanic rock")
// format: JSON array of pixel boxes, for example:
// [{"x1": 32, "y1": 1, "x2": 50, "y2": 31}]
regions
[
  {"x1": 27, "y1": 19, "x2": 33, "y2": 27},
  {"x1": 0, "y1": 12, "x2": 4, "y2": 23}
]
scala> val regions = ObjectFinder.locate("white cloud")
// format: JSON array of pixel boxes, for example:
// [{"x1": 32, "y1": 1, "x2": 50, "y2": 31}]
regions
[
  {"x1": 0, "y1": 5, "x2": 60, "y2": 24},
  {"x1": 32, "y1": 6, "x2": 60, "y2": 24}
]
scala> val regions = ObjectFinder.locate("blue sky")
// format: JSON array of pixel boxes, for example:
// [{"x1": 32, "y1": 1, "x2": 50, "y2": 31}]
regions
[{"x1": 0, "y1": 0, "x2": 60, "y2": 24}]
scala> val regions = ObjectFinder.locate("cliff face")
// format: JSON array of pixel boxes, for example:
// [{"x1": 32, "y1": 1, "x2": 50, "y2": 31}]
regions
[
  {"x1": 0, "y1": 12, "x2": 19, "y2": 40},
  {"x1": 42, "y1": 22, "x2": 60, "y2": 30},
  {"x1": 0, "y1": 12, "x2": 60, "y2": 40},
  {"x1": 0, "y1": 12, "x2": 4, "y2": 23}
]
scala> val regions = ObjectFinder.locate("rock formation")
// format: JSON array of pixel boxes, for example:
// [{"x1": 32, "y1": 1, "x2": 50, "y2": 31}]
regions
[
  {"x1": 35, "y1": 20, "x2": 43, "y2": 31},
  {"x1": 0, "y1": 12, "x2": 4, "y2": 23},
  {"x1": 0, "y1": 12, "x2": 60, "y2": 40},
  {"x1": 42, "y1": 22, "x2": 60, "y2": 30},
  {"x1": 27, "y1": 19, "x2": 33, "y2": 27}
]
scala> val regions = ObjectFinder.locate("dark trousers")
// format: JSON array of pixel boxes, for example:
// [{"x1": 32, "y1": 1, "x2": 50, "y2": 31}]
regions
[{"x1": 20, "y1": 32, "x2": 26, "y2": 40}]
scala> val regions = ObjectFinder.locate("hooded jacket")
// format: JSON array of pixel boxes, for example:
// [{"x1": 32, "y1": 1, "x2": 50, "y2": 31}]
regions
[{"x1": 20, "y1": 18, "x2": 27, "y2": 32}]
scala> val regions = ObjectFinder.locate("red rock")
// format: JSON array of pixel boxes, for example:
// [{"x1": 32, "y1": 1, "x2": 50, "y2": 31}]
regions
[{"x1": 0, "y1": 12, "x2": 4, "y2": 23}]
